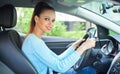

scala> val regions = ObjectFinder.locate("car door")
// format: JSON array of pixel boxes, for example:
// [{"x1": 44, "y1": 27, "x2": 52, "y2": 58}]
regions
[{"x1": 42, "y1": 36, "x2": 77, "y2": 55}]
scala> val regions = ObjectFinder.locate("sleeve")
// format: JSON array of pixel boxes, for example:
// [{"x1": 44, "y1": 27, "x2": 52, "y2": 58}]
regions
[
  {"x1": 58, "y1": 46, "x2": 75, "y2": 60},
  {"x1": 31, "y1": 37, "x2": 81, "y2": 73}
]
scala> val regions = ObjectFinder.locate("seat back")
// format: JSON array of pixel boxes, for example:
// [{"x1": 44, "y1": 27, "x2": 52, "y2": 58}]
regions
[
  {"x1": 0, "y1": 61, "x2": 15, "y2": 74},
  {"x1": 0, "y1": 4, "x2": 37, "y2": 74}
]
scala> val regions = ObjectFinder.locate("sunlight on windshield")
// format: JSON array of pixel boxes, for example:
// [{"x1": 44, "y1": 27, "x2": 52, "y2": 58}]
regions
[{"x1": 81, "y1": 0, "x2": 120, "y2": 26}]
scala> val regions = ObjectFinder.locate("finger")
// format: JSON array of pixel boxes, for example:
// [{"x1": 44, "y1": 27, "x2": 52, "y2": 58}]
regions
[{"x1": 75, "y1": 39, "x2": 85, "y2": 44}]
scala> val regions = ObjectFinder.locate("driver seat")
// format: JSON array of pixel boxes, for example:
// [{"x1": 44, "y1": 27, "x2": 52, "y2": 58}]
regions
[{"x1": 0, "y1": 4, "x2": 37, "y2": 74}]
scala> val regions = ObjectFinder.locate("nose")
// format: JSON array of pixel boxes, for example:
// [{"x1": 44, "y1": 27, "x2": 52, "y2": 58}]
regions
[{"x1": 49, "y1": 20, "x2": 54, "y2": 26}]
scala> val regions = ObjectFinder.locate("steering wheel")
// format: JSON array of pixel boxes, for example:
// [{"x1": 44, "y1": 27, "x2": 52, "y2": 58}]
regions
[{"x1": 73, "y1": 27, "x2": 97, "y2": 71}]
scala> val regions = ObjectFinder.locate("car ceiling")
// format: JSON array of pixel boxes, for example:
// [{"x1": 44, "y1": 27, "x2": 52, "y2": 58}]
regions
[
  {"x1": 1, "y1": 0, "x2": 79, "y2": 14},
  {"x1": 114, "y1": 0, "x2": 120, "y2": 2},
  {"x1": 0, "y1": 0, "x2": 79, "y2": 7},
  {"x1": 0, "y1": 0, "x2": 49, "y2": 7}
]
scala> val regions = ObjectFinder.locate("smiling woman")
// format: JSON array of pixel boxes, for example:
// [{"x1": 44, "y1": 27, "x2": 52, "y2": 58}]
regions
[
  {"x1": 22, "y1": 1, "x2": 96, "y2": 74},
  {"x1": 1, "y1": 0, "x2": 120, "y2": 74}
]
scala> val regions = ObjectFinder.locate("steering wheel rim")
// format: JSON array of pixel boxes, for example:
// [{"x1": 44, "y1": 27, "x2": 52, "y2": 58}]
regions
[
  {"x1": 73, "y1": 27, "x2": 97, "y2": 71},
  {"x1": 73, "y1": 48, "x2": 95, "y2": 71}
]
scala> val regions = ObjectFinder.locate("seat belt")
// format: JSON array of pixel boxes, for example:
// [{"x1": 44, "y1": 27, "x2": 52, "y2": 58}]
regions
[
  {"x1": 47, "y1": 67, "x2": 49, "y2": 74},
  {"x1": 47, "y1": 67, "x2": 58, "y2": 74}
]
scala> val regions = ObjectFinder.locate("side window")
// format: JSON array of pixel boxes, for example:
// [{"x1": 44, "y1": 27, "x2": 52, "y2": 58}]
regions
[
  {"x1": 15, "y1": 7, "x2": 33, "y2": 34},
  {"x1": 109, "y1": 30, "x2": 118, "y2": 35},
  {"x1": 15, "y1": 7, "x2": 92, "y2": 39}
]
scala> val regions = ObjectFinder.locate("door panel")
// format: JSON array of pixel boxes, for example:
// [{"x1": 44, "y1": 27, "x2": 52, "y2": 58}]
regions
[{"x1": 42, "y1": 36, "x2": 77, "y2": 55}]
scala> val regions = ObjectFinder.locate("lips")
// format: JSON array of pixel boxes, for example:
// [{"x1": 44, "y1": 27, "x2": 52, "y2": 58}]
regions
[{"x1": 46, "y1": 26, "x2": 52, "y2": 31}]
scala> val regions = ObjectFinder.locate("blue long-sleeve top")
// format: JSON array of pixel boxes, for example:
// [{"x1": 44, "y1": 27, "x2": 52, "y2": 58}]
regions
[{"x1": 22, "y1": 34, "x2": 81, "y2": 74}]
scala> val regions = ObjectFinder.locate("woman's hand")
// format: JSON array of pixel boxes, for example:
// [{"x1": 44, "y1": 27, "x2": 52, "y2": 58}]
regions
[
  {"x1": 71, "y1": 39, "x2": 85, "y2": 49},
  {"x1": 76, "y1": 38, "x2": 96, "y2": 55}
]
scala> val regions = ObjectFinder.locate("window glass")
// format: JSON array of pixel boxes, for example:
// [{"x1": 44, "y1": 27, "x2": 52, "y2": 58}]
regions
[
  {"x1": 15, "y1": 7, "x2": 90, "y2": 38},
  {"x1": 109, "y1": 30, "x2": 118, "y2": 35}
]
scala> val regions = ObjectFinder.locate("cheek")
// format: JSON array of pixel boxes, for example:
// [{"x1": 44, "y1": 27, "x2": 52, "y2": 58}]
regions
[
  {"x1": 37, "y1": 20, "x2": 44, "y2": 26},
  {"x1": 39, "y1": 20, "x2": 47, "y2": 25},
  {"x1": 38, "y1": 21, "x2": 47, "y2": 29}
]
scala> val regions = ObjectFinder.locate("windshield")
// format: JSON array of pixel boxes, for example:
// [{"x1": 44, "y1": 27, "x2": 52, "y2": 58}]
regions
[{"x1": 80, "y1": 0, "x2": 120, "y2": 26}]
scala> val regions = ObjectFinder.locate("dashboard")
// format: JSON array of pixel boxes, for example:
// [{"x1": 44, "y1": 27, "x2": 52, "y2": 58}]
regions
[
  {"x1": 92, "y1": 35, "x2": 120, "y2": 74},
  {"x1": 98, "y1": 35, "x2": 120, "y2": 56},
  {"x1": 106, "y1": 35, "x2": 120, "y2": 74}
]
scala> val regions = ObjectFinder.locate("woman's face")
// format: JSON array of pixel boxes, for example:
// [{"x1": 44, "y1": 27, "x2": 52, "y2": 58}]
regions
[{"x1": 34, "y1": 9, "x2": 55, "y2": 34}]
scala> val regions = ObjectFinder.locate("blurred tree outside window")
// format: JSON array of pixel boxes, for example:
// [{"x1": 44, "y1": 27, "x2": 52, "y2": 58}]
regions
[{"x1": 15, "y1": 7, "x2": 86, "y2": 38}]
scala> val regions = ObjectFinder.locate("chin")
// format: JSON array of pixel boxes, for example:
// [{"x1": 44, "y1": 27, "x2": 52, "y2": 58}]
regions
[{"x1": 45, "y1": 31, "x2": 51, "y2": 33}]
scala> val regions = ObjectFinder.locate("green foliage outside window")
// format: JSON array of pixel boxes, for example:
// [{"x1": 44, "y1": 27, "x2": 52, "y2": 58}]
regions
[
  {"x1": 73, "y1": 22, "x2": 85, "y2": 31},
  {"x1": 16, "y1": 8, "x2": 33, "y2": 34},
  {"x1": 109, "y1": 30, "x2": 118, "y2": 35},
  {"x1": 16, "y1": 8, "x2": 85, "y2": 38}
]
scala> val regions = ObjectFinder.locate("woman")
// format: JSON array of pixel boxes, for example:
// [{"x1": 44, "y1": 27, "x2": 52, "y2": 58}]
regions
[{"x1": 22, "y1": 1, "x2": 96, "y2": 74}]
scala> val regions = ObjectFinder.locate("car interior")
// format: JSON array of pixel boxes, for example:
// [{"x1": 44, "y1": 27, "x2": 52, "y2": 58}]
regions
[{"x1": 0, "y1": 0, "x2": 120, "y2": 74}]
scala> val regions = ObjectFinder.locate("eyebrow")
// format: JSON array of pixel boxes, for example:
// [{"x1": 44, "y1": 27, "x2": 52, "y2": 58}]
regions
[{"x1": 44, "y1": 16, "x2": 55, "y2": 20}]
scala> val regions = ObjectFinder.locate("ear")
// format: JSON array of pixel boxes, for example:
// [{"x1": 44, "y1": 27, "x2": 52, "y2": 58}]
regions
[{"x1": 34, "y1": 15, "x2": 39, "y2": 23}]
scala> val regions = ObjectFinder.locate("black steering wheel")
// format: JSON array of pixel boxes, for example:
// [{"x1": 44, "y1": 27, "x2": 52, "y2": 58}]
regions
[{"x1": 73, "y1": 27, "x2": 97, "y2": 71}]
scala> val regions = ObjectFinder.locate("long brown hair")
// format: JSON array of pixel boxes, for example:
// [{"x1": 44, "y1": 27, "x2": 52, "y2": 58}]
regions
[{"x1": 25, "y1": 1, "x2": 55, "y2": 38}]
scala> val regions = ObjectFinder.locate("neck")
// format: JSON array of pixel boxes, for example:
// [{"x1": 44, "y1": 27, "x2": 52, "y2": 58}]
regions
[{"x1": 32, "y1": 26, "x2": 43, "y2": 38}]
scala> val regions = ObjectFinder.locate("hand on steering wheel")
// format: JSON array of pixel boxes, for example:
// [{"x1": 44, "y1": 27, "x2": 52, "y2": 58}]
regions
[{"x1": 73, "y1": 27, "x2": 97, "y2": 71}]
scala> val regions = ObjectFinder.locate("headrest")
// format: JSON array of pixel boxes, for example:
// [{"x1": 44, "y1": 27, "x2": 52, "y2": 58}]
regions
[{"x1": 0, "y1": 4, "x2": 17, "y2": 28}]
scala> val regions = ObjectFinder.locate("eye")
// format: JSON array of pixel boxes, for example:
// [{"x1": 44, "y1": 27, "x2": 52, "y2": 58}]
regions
[
  {"x1": 45, "y1": 18, "x2": 50, "y2": 21},
  {"x1": 52, "y1": 19, "x2": 55, "y2": 23}
]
